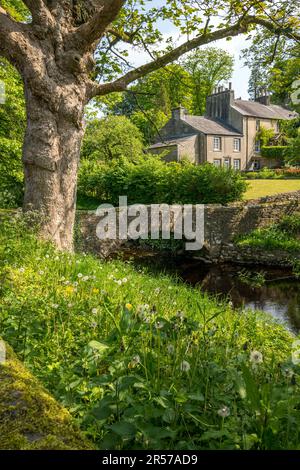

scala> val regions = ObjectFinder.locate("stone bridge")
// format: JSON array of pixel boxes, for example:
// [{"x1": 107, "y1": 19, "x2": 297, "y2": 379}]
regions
[{"x1": 76, "y1": 190, "x2": 300, "y2": 265}]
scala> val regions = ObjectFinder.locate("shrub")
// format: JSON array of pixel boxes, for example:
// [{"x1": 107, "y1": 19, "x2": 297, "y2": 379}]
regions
[
  {"x1": 78, "y1": 157, "x2": 247, "y2": 206},
  {"x1": 261, "y1": 146, "x2": 287, "y2": 160},
  {"x1": 81, "y1": 116, "x2": 144, "y2": 163}
]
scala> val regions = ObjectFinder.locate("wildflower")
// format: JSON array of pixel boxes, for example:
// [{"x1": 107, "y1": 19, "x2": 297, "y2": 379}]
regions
[
  {"x1": 92, "y1": 288, "x2": 99, "y2": 295},
  {"x1": 52, "y1": 304, "x2": 59, "y2": 309},
  {"x1": 73, "y1": 281, "x2": 78, "y2": 287},
  {"x1": 155, "y1": 321, "x2": 164, "y2": 329},
  {"x1": 19, "y1": 267, "x2": 25, "y2": 273},
  {"x1": 217, "y1": 406, "x2": 230, "y2": 418},
  {"x1": 65, "y1": 286, "x2": 74, "y2": 295},
  {"x1": 82, "y1": 275, "x2": 89, "y2": 281},
  {"x1": 250, "y1": 350, "x2": 263, "y2": 364},
  {"x1": 128, "y1": 355, "x2": 141, "y2": 369},
  {"x1": 45, "y1": 254, "x2": 49, "y2": 259},
  {"x1": 228, "y1": 301, "x2": 233, "y2": 308},
  {"x1": 125, "y1": 303, "x2": 133, "y2": 310},
  {"x1": 116, "y1": 280, "x2": 122, "y2": 286},
  {"x1": 92, "y1": 308, "x2": 98, "y2": 315},
  {"x1": 176, "y1": 311, "x2": 185, "y2": 322},
  {"x1": 122, "y1": 278, "x2": 128, "y2": 283},
  {"x1": 154, "y1": 288, "x2": 160, "y2": 294},
  {"x1": 61, "y1": 276, "x2": 65, "y2": 281},
  {"x1": 91, "y1": 321, "x2": 97, "y2": 329},
  {"x1": 77, "y1": 273, "x2": 83, "y2": 278},
  {"x1": 67, "y1": 303, "x2": 73, "y2": 308},
  {"x1": 180, "y1": 361, "x2": 190, "y2": 372},
  {"x1": 167, "y1": 344, "x2": 175, "y2": 355},
  {"x1": 39, "y1": 270, "x2": 44, "y2": 276}
]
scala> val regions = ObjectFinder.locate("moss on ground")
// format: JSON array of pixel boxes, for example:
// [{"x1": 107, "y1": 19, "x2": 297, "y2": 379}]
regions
[{"x1": 0, "y1": 340, "x2": 93, "y2": 450}]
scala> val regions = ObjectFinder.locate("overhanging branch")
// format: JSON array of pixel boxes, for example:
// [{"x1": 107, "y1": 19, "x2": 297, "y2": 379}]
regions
[{"x1": 89, "y1": 15, "x2": 300, "y2": 99}]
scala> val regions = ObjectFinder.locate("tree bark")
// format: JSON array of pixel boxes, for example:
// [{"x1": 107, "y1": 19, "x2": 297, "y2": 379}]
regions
[{"x1": 23, "y1": 89, "x2": 85, "y2": 251}]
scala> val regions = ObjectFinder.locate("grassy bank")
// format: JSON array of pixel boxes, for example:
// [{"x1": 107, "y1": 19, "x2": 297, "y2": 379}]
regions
[
  {"x1": 0, "y1": 214, "x2": 300, "y2": 450},
  {"x1": 237, "y1": 214, "x2": 300, "y2": 254}
]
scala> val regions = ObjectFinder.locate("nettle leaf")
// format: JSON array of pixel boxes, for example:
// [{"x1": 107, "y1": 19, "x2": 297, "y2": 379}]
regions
[
  {"x1": 110, "y1": 421, "x2": 136, "y2": 438},
  {"x1": 88, "y1": 340, "x2": 109, "y2": 352}
]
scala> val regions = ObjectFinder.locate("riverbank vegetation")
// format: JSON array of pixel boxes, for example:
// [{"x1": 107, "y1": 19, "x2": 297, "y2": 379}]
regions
[
  {"x1": 237, "y1": 214, "x2": 300, "y2": 253},
  {"x1": 1, "y1": 214, "x2": 300, "y2": 450}
]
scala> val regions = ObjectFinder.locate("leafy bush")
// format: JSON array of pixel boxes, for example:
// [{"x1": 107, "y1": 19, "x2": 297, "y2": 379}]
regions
[
  {"x1": 1, "y1": 216, "x2": 300, "y2": 450},
  {"x1": 261, "y1": 146, "x2": 286, "y2": 160},
  {"x1": 78, "y1": 157, "x2": 247, "y2": 206},
  {"x1": 81, "y1": 116, "x2": 144, "y2": 163}
]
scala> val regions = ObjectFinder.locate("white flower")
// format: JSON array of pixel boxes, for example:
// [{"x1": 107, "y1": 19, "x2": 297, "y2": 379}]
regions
[
  {"x1": 61, "y1": 276, "x2": 65, "y2": 281},
  {"x1": 167, "y1": 344, "x2": 175, "y2": 355},
  {"x1": 180, "y1": 360, "x2": 190, "y2": 372},
  {"x1": 132, "y1": 355, "x2": 141, "y2": 365},
  {"x1": 217, "y1": 406, "x2": 230, "y2": 418},
  {"x1": 38, "y1": 270, "x2": 44, "y2": 276},
  {"x1": 45, "y1": 254, "x2": 49, "y2": 259},
  {"x1": 92, "y1": 308, "x2": 98, "y2": 315},
  {"x1": 250, "y1": 350, "x2": 263, "y2": 364},
  {"x1": 77, "y1": 273, "x2": 83, "y2": 278},
  {"x1": 82, "y1": 275, "x2": 89, "y2": 281},
  {"x1": 67, "y1": 303, "x2": 73, "y2": 308},
  {"x1": 154, "y1": 288, "x2": 160, "y2": 294},
  {"x1": 52, "y1": 304, "x2": 59, "y2": 309},
  {"x1": 19, "y1": 267, "x2": 25, "y2": 273},
  {"x1": 73, "y1": 281, "x2": 78, "y2": 287},
  {"x1": 115, "y1": 279, "x2": 122, "y2": 286},
  {"x1": 122, "y1": 278, "x2": 128, "y2": 283},
  {"x1": 155, "y1": 321, "x2": 164, "y2": 329},
  {"x1": 91, "y1": 321, "x2": 97, "y2": 328}
]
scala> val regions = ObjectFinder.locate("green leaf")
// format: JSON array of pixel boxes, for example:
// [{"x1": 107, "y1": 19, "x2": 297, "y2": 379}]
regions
[{"x1": 110, "y1": 421, "x2": 136, "y2": 438}]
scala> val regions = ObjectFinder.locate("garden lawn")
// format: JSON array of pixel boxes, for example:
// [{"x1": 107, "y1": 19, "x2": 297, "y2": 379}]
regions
[
  {"x1": 245, "y1": 179, "x2": 300, "y2": 200},
  {"x1": 0, "y1": 213, "x2": 300, "y2": 450}
]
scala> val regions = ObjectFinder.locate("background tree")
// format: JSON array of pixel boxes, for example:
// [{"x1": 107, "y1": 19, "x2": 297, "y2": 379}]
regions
[
  {"x1": 242, "y1": 25, "x2": 300, "y2": 108},
  {"x1": 180, "y1": 47, "x2": 234, "y2": 115},
  {"x1": 81, "y1": 115, "x2": 144, "y2": 162},
  {"x1": 0, "y1": 0, "x2": 298, "y2": 250}
]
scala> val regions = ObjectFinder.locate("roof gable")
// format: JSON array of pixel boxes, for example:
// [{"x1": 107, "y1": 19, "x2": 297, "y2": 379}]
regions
[
  {"x1": 232, "y1": 100, "x2": 298, "y2": 120},
  {"x1": 184, "y1": 116, "x2": 242, "y2": 136}
]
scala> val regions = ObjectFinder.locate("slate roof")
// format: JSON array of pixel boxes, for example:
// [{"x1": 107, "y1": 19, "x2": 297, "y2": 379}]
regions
[
  {"x1": 232, "y1": 100, "x2": 298, "y2": 120},
  {"x1": 149, "y1": 135, "x2": 196, "y2": 149},
  {"x1": 184, "y1": 115, "x2": 242, "y2": 136}
]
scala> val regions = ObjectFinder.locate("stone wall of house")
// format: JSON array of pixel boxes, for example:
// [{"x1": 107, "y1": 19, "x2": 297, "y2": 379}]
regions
[{"x1": 75, "y1": 190, "x2": 300, "y2": 263}]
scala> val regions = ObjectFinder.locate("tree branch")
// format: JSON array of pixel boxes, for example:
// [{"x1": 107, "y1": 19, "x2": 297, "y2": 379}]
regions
[
  {"x1": 89, "y1": 15, "x2": 300, "y2": 99},
  {"x1": 66, "y1": 0, "x2": 126, "y2": 52},
  {"x1": 22, "y1": 0, "x2": 54, "y2": 28},
  {"x1": 0, "y1": 7, "x2": 31, "y2": 66}
]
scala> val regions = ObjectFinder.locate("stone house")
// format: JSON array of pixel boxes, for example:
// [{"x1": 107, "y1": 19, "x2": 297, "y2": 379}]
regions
[{"x1": 148, "y1": 85, "x2": 298, "y2": 170}]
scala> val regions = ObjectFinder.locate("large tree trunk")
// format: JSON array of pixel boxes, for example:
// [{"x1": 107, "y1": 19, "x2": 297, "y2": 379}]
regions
[{"x1": 22, "y1": 89, "x2": 85, "y2": 251}]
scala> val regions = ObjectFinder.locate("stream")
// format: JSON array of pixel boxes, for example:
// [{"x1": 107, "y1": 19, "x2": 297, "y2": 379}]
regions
[{"x1": 124, "y1": 250, "x2": 300, "y2": 333}]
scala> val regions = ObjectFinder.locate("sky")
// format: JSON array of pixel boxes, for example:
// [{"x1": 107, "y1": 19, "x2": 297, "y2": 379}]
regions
[{"x1": 127, "y1": 2, "x2": 252, "y2": 100}]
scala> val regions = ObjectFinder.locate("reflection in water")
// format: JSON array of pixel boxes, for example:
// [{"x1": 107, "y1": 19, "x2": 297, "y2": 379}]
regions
[
  {"x1": 179, "y1": 262, "x2": 300, "y2": 333},
  {"x1": 121, "y1": 249, "x2": 300, "y2": 333}
]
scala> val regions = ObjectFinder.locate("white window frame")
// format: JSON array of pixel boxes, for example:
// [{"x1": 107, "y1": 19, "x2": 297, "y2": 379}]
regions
[
  {"x1": 233, "y1": 138, "x2": 241, "y2": 152},
  {"x1": 224, "y1": 157, "x2": 231, "y2": 169},
  {"x1": 213, "y1": 136, "x2": 221, "y2": 151},
  {"x1": 213, "y1": 159, "x2": 222, "y2": 167},
  {"x1": 256, "y1": 119, "x2": 261, "y2": 131},
  {"x1": 233, "y1": 159, "x2": 241, "y2": 171}
]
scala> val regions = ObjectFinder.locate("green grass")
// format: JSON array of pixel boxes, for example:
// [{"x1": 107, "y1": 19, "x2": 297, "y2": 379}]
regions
[
  {"x1": 237, "y1": 213, "x2": 300, "y2": 253},
  {"x1": 0, "y1": 214, "x2": 300, "y2": 450},
  {"x1": 244, "y1": 179, "x2": 300, "y2": 200}
]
